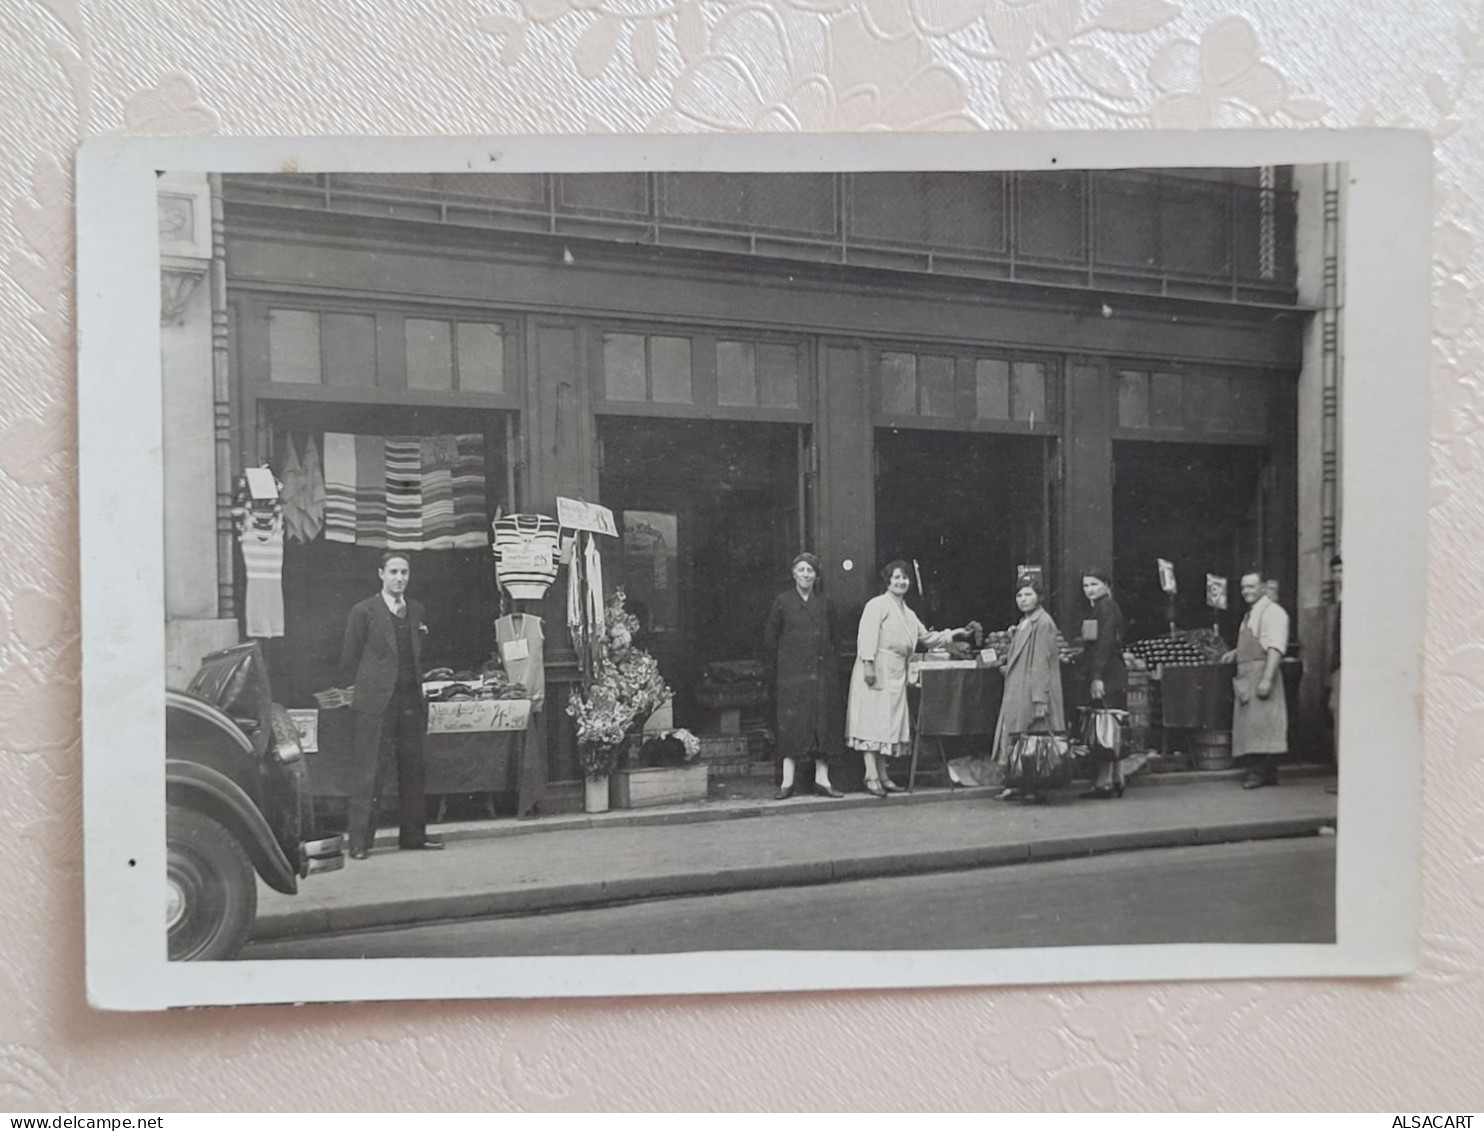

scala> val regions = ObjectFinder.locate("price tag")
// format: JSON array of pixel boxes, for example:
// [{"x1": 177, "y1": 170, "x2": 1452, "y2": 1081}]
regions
[{"x1": 502, "y1": 637, "x2": 530, "y2": 662}]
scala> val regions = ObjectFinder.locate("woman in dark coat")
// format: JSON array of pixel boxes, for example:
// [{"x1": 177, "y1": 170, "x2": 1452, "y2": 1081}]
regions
[
  {"x1": 763, "y1": 552, "x2": 845, "y2": 800},
  {"x1": 1079, "y1": 567, "x2": 1129, "y2": 799}
]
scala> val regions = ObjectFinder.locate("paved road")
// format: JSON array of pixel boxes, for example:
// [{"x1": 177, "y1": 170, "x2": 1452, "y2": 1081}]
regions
[{"x1": 246, "y1": 836, "x2": 1335, "y2": 960}]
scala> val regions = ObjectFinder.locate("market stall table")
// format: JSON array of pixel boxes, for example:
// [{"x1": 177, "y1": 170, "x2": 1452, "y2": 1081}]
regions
[
  {"x1": 908, "y1": 661, "x2": 1004, "y2": 791},
  {"x1": 303, "y1": 698, "x2": 543, "y2": 822}
]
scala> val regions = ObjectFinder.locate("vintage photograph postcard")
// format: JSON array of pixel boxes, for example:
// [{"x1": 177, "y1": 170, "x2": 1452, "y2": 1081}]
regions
[{"x1": 78, "y1": 131, "x2": 1428, "y2": 1010}]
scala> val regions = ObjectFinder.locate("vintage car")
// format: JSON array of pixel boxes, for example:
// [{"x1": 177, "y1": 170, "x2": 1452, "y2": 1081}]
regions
[{"x1": 165, "y1": 642, "x2": 344, "y2": 960}]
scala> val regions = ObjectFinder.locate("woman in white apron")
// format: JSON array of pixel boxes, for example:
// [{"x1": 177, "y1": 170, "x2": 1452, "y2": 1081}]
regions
[
  {"x1": 1221, "y1": 571, "x2": 1290, "y2": 789},
  {"x1": 846, "y1": 560, "x2": 975, "y2": 797}
]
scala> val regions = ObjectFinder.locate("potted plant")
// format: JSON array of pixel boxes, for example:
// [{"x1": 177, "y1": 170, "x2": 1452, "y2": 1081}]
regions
[{"x1": 567, "y1": 588, "x2": 671, "y2": 813}]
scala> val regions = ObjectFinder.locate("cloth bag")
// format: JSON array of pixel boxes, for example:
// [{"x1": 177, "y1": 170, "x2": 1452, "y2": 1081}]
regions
[
  {"x1": 1005, "y1": 731, "x2": 1073, "y2": 790},
  {"x1": 1083, "y1": 708, "x2": 1128, "y2": 753}
]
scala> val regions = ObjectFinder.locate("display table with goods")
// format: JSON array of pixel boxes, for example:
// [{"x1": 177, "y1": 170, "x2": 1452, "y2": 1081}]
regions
[
  {"x1": 1127, "y1": 630, "x2": 1235, "y2": 770},
  {"x1": 302, "y1": 665, "x2": 541, "y2": 819},
  {"x1": 907, "y1": 658, "x2": 1005, "y2": 791}
]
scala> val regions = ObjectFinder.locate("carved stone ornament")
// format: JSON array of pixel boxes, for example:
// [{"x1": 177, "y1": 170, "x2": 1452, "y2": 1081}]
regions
[{"x1": 160, "y1": 259, "x2": 208, "y2": 326}]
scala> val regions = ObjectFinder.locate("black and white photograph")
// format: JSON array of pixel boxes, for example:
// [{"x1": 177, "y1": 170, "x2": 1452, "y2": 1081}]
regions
[{"x1": 78, "y1": 132, "x2": 1427, "y2": 1008}]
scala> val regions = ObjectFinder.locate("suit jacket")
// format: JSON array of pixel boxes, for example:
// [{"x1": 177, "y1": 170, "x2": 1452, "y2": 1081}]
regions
[{"x1": 340, "y1": 594, "x2": 427, "y2": 716}]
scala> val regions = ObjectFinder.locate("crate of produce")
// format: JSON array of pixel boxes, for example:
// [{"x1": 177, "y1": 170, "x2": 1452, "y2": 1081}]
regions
[
  {"x1": 695, "y1": 680, "x2": 768, "y2": 709},
  {"x1": 697, "y1": 735, "x2": 749, "y2": 762}
]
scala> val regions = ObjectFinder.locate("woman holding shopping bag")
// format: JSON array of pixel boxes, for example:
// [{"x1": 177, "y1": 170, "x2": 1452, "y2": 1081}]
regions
[
  {"x1": 846, "y1": 560, "x2": 977, "y2": 797},
  {"x1": 1078, "y1": 567, "x2": 1128, "y2": 800},
  {"x1": 992, "y1": 575, "x2": 1068, "y2": 804}
]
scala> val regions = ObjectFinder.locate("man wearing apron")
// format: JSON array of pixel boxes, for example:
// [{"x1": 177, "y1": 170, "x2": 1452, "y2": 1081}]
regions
[{"x1": 1221, "y1": 570, "x2": 1291, "y2": 789}]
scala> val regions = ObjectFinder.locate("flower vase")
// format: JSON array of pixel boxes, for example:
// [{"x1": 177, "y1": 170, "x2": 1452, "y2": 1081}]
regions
[{"x1": 584, "y1": 773, "x2": 610, "y2": 814}]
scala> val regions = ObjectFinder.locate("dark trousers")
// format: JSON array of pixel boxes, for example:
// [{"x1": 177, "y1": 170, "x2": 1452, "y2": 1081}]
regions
[{"x1": 347, "y1": 692, "x2": 427, "y2": 851}]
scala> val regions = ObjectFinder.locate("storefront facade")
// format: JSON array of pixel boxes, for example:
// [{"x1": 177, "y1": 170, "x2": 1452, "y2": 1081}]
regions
[{"x1": 159, "y1": 167, "x2": 1337, "y2": 810}]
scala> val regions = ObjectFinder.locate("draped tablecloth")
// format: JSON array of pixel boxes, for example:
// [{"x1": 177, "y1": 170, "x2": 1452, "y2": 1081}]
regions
[
  {"x1": 307, "y1": 705, "x2": 542, "y2": 816},
  {"x1": 917, "y1": 663, "x2": 1005, "y2": 737},
  {"x1": 1159, "y1": 663, "x2": 1237, "y2": 730}
]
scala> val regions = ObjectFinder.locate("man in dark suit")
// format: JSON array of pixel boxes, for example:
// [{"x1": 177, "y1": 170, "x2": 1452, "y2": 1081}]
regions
[{"x1": 340, "y1": 551, "x2": 443, "y2": 859}]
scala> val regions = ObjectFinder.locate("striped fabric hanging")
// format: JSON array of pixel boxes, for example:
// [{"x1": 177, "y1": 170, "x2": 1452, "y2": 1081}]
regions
[
  {"x1": 322, "y1": 433, "x2": 357, "y2": 544},
  {"x1": 354, "y1": 434, "x2": 387, "y2": 548},
  {"x1": 385, "y1": 438, "x2": 423, "y2": 551}
]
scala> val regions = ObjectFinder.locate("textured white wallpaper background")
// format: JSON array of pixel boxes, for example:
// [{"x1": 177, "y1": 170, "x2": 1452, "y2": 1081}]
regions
[{"x1": 1, "y1": 0, "x2": 1480, "y2": 1112}]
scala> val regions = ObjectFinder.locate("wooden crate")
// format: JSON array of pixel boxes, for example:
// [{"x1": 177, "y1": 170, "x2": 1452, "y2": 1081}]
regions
[
  {"x1": 610, "y1": 764, "x2": 709, "y2": 809},
  {"x1": 697, "y1": 735, "x2": 748, "y2": 762}
]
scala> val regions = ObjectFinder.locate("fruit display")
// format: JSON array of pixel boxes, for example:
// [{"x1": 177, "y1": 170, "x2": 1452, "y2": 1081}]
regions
[{"x1": 1127, "y1": 629, "x2": 1231, "y2": 669}]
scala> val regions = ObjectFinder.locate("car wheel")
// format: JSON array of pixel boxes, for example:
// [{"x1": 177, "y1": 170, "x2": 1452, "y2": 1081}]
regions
[{"x1": 166, "y1": 804, "x2": 257, "y2": 961}]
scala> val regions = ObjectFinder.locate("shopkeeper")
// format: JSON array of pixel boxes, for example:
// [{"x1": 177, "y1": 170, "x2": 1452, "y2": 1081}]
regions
[
  {"x1": 1221, "y1": 569, "x2": 1291, "y2": 790},
  {"x1": 340, "y1": 551, "x2": 444, "y2": 858}
]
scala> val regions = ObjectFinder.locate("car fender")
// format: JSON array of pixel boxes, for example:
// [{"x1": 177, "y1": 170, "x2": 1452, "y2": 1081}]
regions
[{"x1": 166, "y1": 760, "x2": 299, "y2": 895}]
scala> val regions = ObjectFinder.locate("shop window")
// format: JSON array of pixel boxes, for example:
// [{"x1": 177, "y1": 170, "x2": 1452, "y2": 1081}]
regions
[
  {"x1": 920, "y1": 354, "x2": 956, "y2": 417},
  {"x1": 406, "y1": 319, "x2": 454, "y2": 390},
  {"x1": 880, "y1": 352, "x2": 918, "y2": 416},
  {"x1": 1150, "y1": 371, "x2": 1183, "y2": 428},
  {"x1": 1011, "y1": 361, "x2": 1048, "y2": 423},
  {"x1": 717, "y1": 341, "x2": 758, "y2": 407},
  {"x1": 1230, "y1": 374, "x2": 1269, "y2": 432},
  {"x1": 1184, "y1": 371, "x2": 1232, "y2": 432},
  {"x1": 1117, "y1": 370, "x2": 1152, "y2": 428},
  {"x1": 650, "y1": 336, "x2": 693, "y2": 404},
  {"x1": 758, "y1": 343, "x2": 801, "y2": 409},
  {"x1": 322, "y1": 313, "x2": 376, "y2": 388},
  {"x1": 975, "y1": 359, "x2": 1011, "y2": 420},
  {"x1": 603, "y1": 331, "x2": 696, "y2": 405},
  {"x1": 715, "y1": 340, "x2": 802, "y2": 409},
  {"x1": 603, "y1": 333, "x2": 648, "y2": 401},
  {"x1": 268, "y1": 309, "x2": 321, "y2": 384},
  {"x1": 456, "y1": 322, "x2": 505, "y2": 394}
]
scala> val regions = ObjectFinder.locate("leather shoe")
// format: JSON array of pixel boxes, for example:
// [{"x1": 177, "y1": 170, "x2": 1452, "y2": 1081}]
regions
[
  {"x1": 814, "y1": 784, "x2": 844, "y2": 798},
  {"x1": 399, "y1": 836, "x2": 444, "y2": 850},
  {"x1": 1241, "y1": 773, "x2": 1274, "y2": 790},
  {"x1": 349, "y1": 846, "x2": 370, "y2": 861},
  {"x1": 880, "y1": 780, "x2": 904, "y2": 793},
  {"x1": 864, "y1": 782, "x2": 888, "y2": 798},
  {"x1": 774, "y1": 786, "x2": 794, "y2": 800}
]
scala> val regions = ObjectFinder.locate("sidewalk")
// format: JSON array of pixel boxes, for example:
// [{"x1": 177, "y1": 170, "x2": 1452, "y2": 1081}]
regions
[{"x1": 252, "y1": 770, "x2": 1339, "y2": 941}]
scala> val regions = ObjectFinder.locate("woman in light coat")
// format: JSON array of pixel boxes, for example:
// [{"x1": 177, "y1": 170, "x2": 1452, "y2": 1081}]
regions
[
  {"x1": 846, "y1": 560, "x2": 975, "y2": 797},
  {"x1": 992, "y1": 575, "x2": 1067, "y2": 804}
]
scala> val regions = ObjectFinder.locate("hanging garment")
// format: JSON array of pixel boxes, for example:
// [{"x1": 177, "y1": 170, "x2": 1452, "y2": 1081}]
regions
[
  {"x1": 420, "y1": 435, "x2": 458, "y2": 551},
  {"x1": 353, "y1": 434, "x2": 387, "y2": 549},
  {"x1": 584, "y1": 535, "x2": 606, "y2": 637},
  {"x1": 302, "y1": 433, "x2": 326, "y2": 542},
  {"x1": 322, "y1": 432, "x2": 358, "y2": 544},
  {"x1": 279, "y1": 435, "x2": 309, "y2": 544},
  {"x1": 240, "y1": 511, "x2": 285, "y2": 638},
  {"x1": 495, "y1": 613, "x2": 545, "y2": 706},
  {"x1": 385, "y1": 437, "x2": 424, "y2": 552},
  {"x1": 493, "y1": 514, "x2": 562, "y2": 599},
  {"x1": 566, "y1": 537, "x2": 586, "y2": 654},
  {"x1": 451, "y1": 433, "x2": 489, "y2": 548}
]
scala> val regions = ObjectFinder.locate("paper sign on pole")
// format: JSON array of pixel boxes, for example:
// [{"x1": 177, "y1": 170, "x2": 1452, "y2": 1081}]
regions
[
  {"x1": 556, "y1": 497, "x2": 617, "y2": 537},
  {"x1": 1158, "y1": 558, "x2": 1177, "y2": 594},
  {"x1": 1206, "y1": 574, "x2": 1228, "y2": 610}
]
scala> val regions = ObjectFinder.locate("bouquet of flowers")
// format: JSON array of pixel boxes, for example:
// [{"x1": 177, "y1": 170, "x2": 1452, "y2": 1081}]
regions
[{"x1": 567, "y1": 587, "x2": 672, "y2": 777}]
